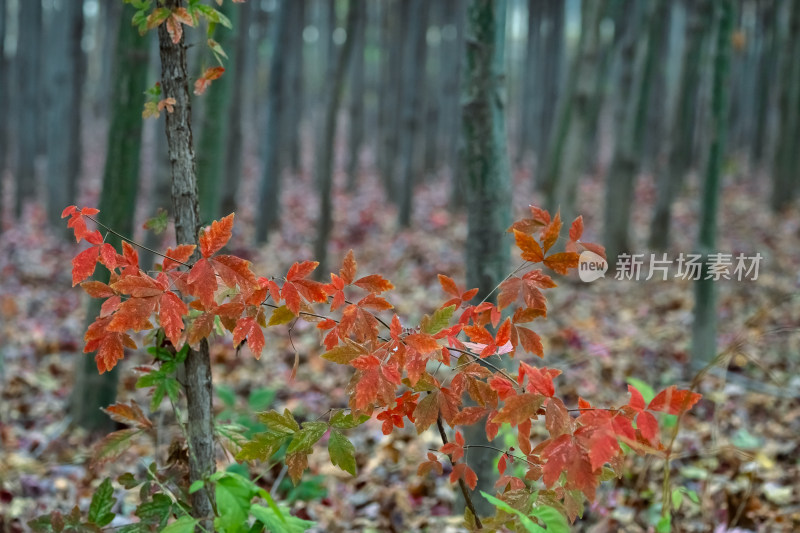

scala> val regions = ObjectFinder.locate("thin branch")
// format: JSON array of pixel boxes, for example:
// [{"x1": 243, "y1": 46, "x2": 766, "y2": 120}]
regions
[
  {"x1": 436, "y1": 415, "x2": 483, "y2": 529},
  {"x1": 86, "y1": 214, "x2": 193, "y2": 268}
]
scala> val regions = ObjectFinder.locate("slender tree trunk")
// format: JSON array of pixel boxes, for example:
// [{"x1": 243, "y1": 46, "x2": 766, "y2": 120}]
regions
[
  {"x1": 313, "y1": 0, "x2": 358, "y2": 278},
  {"x1": 771, "y1": 0, "x2": 800, "y2": 212},
  {"x1": 0, "y1": 0, "x2": 7, "y2": 207},
  {"x1": 516, "y1": 0, "x2": 540, "y2": 165},
  {"x1": 461, "y1": 0, "x2": 511, "y2": 517},
  {"x1": 378, "y1": 0, "x2": 407, "y2": 201},
  {"x1": 446, "y1": 0, "x2": 467, "y2": 208},
  {"x1": 157, "y1": 0, "x2": 215, "y2": 526},
  {"x1": 397, "y1": 0, "x2": 430, "y2": 227},
  {"x1": 346, "y1": 0, "x2": 366, "y2": 192},
  {"x1": 15, "y1": 0, "x2": 42, "y2": 218},
  {"x1": 542, "y1": 0, "x2": 605, "y2": 224},
  {"x1": 256, "y1": 0, "x2": 292, "y2": 242},
  {"x1": 284, "y1": 0, "x2": 305, "y2": 175},
  {"x1": 221, "y1": 0, "x2": 253, "y2": 217},
  {"x1": 691, "y1": 0, "x2": 733, "y2": 370},
  {"x1": 71, "y1": 2, "x2": 148, "y2": 432},
  {"x1": 649, "y1": 0, "x2": 713, "y2": 250},
  {"x1": 197, "y1": 1, "x2": 236, "y2": 223},
  {"x1": 752, "y1": 0, "x2": 777, "y2": 167},
  {"x1": 604, "y1": 1, "x2": 667, "y2": 264},
  {"x1": 536, "y1": 0, "x2": 564, "y2": 168}
]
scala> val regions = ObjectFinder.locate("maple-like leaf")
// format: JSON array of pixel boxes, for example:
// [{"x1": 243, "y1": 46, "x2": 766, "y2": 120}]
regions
[
  {"x1": 519, "y1": 362, "x2": 560, "y2": 397},
  {"x1": 112, "y1": 275, "x2": 163, "y2": 298},
  {"x1": 541, "y1": 434, "x2": 597, "y2": 501},
  {"x1": 354, "y1": 274, "x2": 394, "y2": 294},
  {"x1": 199, "y1": 213, "x2": 234, "y2": 257},
  {"x1": 81, "y1": 281, "x2": 116, "y2": 299},
  {"x1": 440, "y1": 431, "x2": 466, "y2": 462},
  {"x1": 404, "y1": 333, "x2": 439, "y2": 354},
  {"x1": 187, "y1": 258, "x2": 218, "y2": 307},
  {"x1": 413, "y1": 392, "x2": 440, "y2": 434},
  {"x1": 647, "y1": 386, "x2": 702, "y2": 415},
  {"x1": 233, "y1": 316, "x2": 265, "y2": 359},
  {"x1": 102, "y1": 401, "x2": 152, "y2": 430},
  {"x1": 194, "y1": 66, "x2": 225, "y2": 95},
  {"x1": 159, "y1": 291, "x2": 187, "y2": 345},
  {"x1": 637, "y1": 411, "x2": 659, "y2": 443},
  {"x1": 569, "y1": 216, "x2": 584, "y2": 242},
  {"x1": 417, "y1": 452, "x2": 444, "y2": 477},
  {"x1": 163, "y1": 244, "x2": 196, "y2": 271},
  {"x1": 513, "y1": 229, "x2": 544, "y2": 263},
  {"x1": 450, "y1": 463, "x2": 478, "y2": 490},
  {"x1": 340, "y1": 249, "x2": 357, "y2": 284},
  {"x1": 438, "y1": 274, "x2": 479, "y2": 308},
  {"x1": 541, "y1": 211, "x2": 562, "y2": 253},
  {"x1": 72, "y1": 246, "x2": 100, "y2": 286},
  {"x1": 544, "y1": 252, "x2": 580, "y2": 275},
  {"x1": 493, "y1": 392, "x2": 544, "y2": 426},
  {"x1": 286, "y1": 451, "x2": 309, "y2": 485}
]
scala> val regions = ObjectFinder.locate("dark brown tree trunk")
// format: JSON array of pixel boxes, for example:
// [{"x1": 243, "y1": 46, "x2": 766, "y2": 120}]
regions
[{"x1": 157, "y1": 1, "x2": 215, "y2": 527}]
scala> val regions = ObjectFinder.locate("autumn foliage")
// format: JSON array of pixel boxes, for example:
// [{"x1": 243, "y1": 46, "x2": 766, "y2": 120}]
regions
[{"x1": 63, "y1": 204, "x2": 701, "y2": 524}]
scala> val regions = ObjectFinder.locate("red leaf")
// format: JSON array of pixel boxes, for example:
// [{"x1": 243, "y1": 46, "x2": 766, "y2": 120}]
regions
[
  {"x1": 413, "y1": 392, "x2": 440, "y2": 433},
  {"x1": 107, "y1": 296, "x2": 157, "y2": 332},
  {"x1": 187, "y1": 258, "x2": 218, "y2": 307},
  {"x1": 450, "y1": 463, "x2": 478, "y2": 490},
  {"x1": 438, "y1": 274, "x2": 460, "y2": 297},
  {"x1": 494, "y1": 393, "x2": 544, "y2": 426},
  {"x1": 163, "y1": 244, "x2": 196, "y2": 270},
  {"x1": 81, "y1": 281, "x2": 116, "y2": 299},
  {"x1": 102, "y1": 401, "x2": 152, "y2": 430},
  {"x1": 233, "y1": 316, "x2": 265, "y2": 359},
  {"x1": 198, "y1": 213, "x2": 234, "y2": 257},
  {"x1": 569, "y1": 216, "x2": 584, "y2": 242},
  {"x1": 354, "y1": 274, "x2": 394, "y2": 294},
  {"x1": 194, "y1": 66, "x2": 224, "y2": 95},
  {"x1": 637, "y1": 411, "x2": 659, "y2": 443},
  {"x1": 188, "y1": 312, "x2": 215, "y2": 346},
  {"x1": 159, "y1": 291, "x2": 187, "y2": 345},
  {"x1": 404, "y1": 333, "x2": 439, "y2": 354},
  {"x1": 542, "y1": 434, "x2": 597, "y2": 501},
  {"x1": 112, "y1": 275, "x2": 163, "y2": 298},
  {"x1": 627, "y1": 384, "x2": 645, "y2": 411},
  {"x1": 72, "y1": 246, "x2": 100, "y2": 286},
  {"x1": 286, "y1": 261, "x2": 318, "y2": 281},
  {"x1": 648, "y1": 386, "x2": 701, "y2": 415}
]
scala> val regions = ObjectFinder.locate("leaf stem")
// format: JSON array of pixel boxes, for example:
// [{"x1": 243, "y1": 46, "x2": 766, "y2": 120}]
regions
[
  {"x1": 86, "y1": 214, "x2": 193, "y2": 269},
  {"x1": 436, "y1": 415, "x2": 483, "y2": 529}
]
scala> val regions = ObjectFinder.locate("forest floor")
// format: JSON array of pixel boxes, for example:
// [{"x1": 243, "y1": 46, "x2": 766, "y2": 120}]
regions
[{"x1": 1, "y1": 149, "x2": 799, "y2": 532}]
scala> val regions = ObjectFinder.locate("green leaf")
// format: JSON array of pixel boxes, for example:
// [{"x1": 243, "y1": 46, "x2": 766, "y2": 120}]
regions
[
  {"x1": 189, "y1": 480, "x2": 205, "y2": 494},
  {"x1": 215, "y1": 473, "x2": 257, "y2": 533},
  {"x1": 248, "y1": 388, "x2": 276, "y2": 410},
  {"x1": 328, "y1": 430, "x2": 357, "y2": 476},
  {"x1": 117, "y1": 472, "x2": 140, "y2": 489},
  {"x1": 656, "y1": 514, "x2": 671, "y2": 533},
  {"x1": 287, "y1": 422, "x2": 328, "y2": 454},
  {"x1": 143, "y1": 208, "x2": 169, "y2": 235},
  {"x1": 135, "y1": 493, "x2": 172, "y2": 524},
  {"x1": 94, "y1": 428, "x2": 143, "y2": 465},
  {"x1": 236, "y1": 431, "x2": 288, "y2": 462},
  {"x1": 530, "y1": 504, "x2": 570, "y2": 533},
  {"x1": 88, "y1": 478, "x2": 116, "y2": 527},
  {"x1": 330, "y1": 410, "x2": 369, "y2": 429},
  {"x1": 257, "y1": 409, "x2": 300, "y2": 435},
  {"x1": 421, "y1": 305, "x2": 456, "y2": 335},
  {"x1": 161, "y1": 516, "x2": 199, "y2": 533},
  {"x1": 250, "y1": 504, "x2": 316, "y2": 533},
  {"x1": 217, "y1": 384, "x2": 237, "y2": 407},
  {"x1": 268, "y1": 306, "x2": 295, "y2": 326},
  {"x1": 480, "y1": 491, "x2": 545, "y2": 532}
]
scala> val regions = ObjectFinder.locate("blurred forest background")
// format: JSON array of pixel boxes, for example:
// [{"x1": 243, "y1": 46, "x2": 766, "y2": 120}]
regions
[{"x1": 1, "y1": 0, "x2": 800, "y2": 531}]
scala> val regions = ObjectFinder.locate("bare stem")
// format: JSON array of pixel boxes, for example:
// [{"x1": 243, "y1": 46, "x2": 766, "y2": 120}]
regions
[{"x1": 436, "y1": 414, "x2": 483, "y2": 529}]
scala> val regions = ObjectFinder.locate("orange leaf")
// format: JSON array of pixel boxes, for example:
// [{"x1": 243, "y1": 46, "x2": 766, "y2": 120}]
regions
[
  {"x1": 569, "y1": 216, "x2": 584, "y2": 242},
  {"x1": 494, "y1": 393, "x2": 544, "y2": 426},
  {"x1": 102, "y1": 401, "x2": 152, "y2": 430},
  {"x1": 163, "y1": 244, "x2": 196, "y2": 270},
  {"x1": 233, "y1": 316, "x2": 265, "y2": 359},
  {"x1": 81, "y1": 281, "x2": 116, "y2": 299},
  {"x1": 544, "y1": 252, "x2": 579, "y2": 275},
  {"x1": 513, "y1": 229, "x2": 544, "y2": 263},
  {"x1": 413, "y1": 392, "x2": 440, "y2": 434},
  {"x1": 198, "y1": 213, "x2": 234, "y2": 258},
  {"x1": 340, "y1": 250, "x2": 357, "y2": 284},
  {"x1": 354, "y1": 274, "x2": 394, "y2": 294},
  {"x1": 187, "y1": 258, "x2": 218, "y2": 307},
  {"x1": 108, "y1": 297, "x2": 157, "y2": 332},
  {"x1": 112, "y1": 275, "x2": 163, "y2": 297},
  {"x1": 541, "y1": 211, "x2": 562, "y2": 253},
  {"x1": 450, "y1": 463, "x2": 478, "y2": 490},
  {"x1": 438, "y1": 274, "x2": 460, "y2": 297},
  {"x1": 404, "y1": 333, "x2": 439, "y2": 354},
  {"x1": 286, "y1": 261, "x2": 318, "y2": 281}
]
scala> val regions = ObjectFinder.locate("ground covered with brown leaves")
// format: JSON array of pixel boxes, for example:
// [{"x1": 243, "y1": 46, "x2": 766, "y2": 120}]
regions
[{"x1": 1, "y1": 154, "x2": 799, "y2": 532}]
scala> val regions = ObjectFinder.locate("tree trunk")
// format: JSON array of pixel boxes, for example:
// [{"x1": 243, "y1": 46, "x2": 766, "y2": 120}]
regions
[
  {"x1": 536, "y1": 0, "x2": 564, "y2": 169},
  {"x1": 45, "y1": 0, "x2": 84, "y2": 234},
  {"x1": 256, "y1": 0, "x2": 292, "y2": 242},
  {"x1": 221, "y1": 0, "x2": 253, "y2": 217},
  {"x1": 604, "y1": 1, "x2": 667, "y2": 264},
  {"x1": 397, "y1": 0, "x2": 430, "y2": 227},
  {"x1": 71, "y1": 2, "x2": 148, "y2": 432},
  {"x1": 197, "y1": 1, "x2": 236, "y2": 223},
  {"x1": 542, "y1": 0, "x2": 605, "y2": 224},
  {"x1": 461, "y1": 0, "x2": 511, "y2": 517},
  {"x1": 346, "y1": 0, "x2": 366, "y2": 192},
  {"x1": 0, "y1": 0, "x2": 7, "y2": 210},
  {"x1": 770, "y1": 0, "x2": 800, "y2": 212},
  {"x1": 691, "y1": 0, "x2": 733, "y2": 370},
  {"x1": 313, "y1": 0, "x2": 359, "y2": 278},
  {"x1": 157, "y1": 0, "x2": 215, "y2": 526},
  {"x1": 283, "y1": 0, "x2": 305, "y2": 176},
  {"x1": 15, "y1": 0, "x2": 42, "y2": 218},
  {"x1": 751, "y1": 0, "x2": 778, "y2": 167},
  {"x1": 378, "y1": 0, "x2": 407, "y2": 201},
  {"x1": 649, "y1": 0, "x2": 713, "y2": 250},
  {"x1": 516, "y1": 0, "x2": 540, "y2": 165},
  {"x1": 446, "y1": 0, "x2": 467, "y2": 208}
]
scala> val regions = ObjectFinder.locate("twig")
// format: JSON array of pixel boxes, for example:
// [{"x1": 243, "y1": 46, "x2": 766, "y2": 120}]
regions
[
  {"x1": 86, "y1": 214, "x2": 193, "y2": 268},
  {"x1": 436, "y1": 415, "x2": 483, "y2": 529}
]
